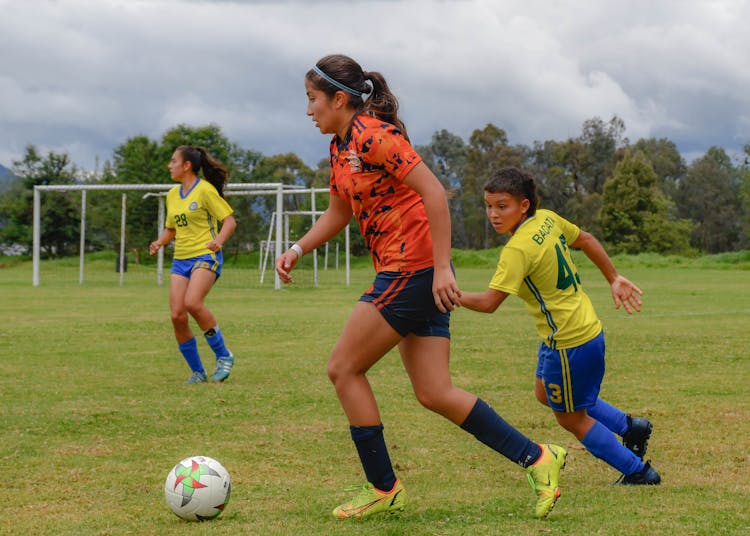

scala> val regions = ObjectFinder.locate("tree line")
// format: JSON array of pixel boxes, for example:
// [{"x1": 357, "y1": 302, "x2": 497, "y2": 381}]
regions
[{"x1": 1, "y1": 116, "x2": 749, "y2": 259}]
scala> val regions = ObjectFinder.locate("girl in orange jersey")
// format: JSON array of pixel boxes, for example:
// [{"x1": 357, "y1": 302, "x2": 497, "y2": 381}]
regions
[{"x1": 276, "y1": 54, "x2": 565, "y2": 520}]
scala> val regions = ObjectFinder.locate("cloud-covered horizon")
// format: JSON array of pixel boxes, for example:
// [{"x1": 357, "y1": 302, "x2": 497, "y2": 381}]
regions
[{"x1": 1, "y1": 0, "x2": 749, "y2": 172}]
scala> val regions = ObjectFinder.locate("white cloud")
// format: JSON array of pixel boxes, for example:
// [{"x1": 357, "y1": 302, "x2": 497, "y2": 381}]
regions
[{"x1": 0, "y1": 0, "x2": 748, "y2": 171}]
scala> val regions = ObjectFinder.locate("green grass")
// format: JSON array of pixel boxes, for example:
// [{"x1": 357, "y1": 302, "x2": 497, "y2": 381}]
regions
[{"x1": 1, "y1": 252, "x2": 749, "y2": 535}]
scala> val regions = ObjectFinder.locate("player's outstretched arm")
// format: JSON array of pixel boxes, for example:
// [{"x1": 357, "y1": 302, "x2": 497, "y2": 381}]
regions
[
  {"x1": 460, "y1": 288, "x2": 509, "y2": 313},
  {"x1": 572, "y1": 230, "x2": 643, "y2": 314}
]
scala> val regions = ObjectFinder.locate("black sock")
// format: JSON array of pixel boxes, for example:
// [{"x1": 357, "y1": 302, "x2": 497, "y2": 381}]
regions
[
  {"x1": 350, "y1": 424, "x2": 396, "y2": 491},
  {"x1": 460, "y1": 398, "x2": 542, "y2": 468}
]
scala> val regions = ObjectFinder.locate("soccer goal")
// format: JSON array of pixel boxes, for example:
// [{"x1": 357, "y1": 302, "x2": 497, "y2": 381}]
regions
[{"x1": 32, "y1": 183, "x2": 351, "y2": 289}]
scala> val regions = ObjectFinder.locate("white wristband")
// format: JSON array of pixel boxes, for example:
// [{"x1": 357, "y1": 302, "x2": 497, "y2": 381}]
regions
[{"x1": 290, "y1": 243, "x2": 303, "y2": 258}]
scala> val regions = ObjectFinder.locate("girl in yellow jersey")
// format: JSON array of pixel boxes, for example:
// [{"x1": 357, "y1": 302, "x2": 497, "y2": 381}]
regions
[
  {"x1": 149, "y1": 146, "x2": 237, "y2": 384},
  {"x1": 460, "y1": 167, "x2": 661, "y2": 486}
]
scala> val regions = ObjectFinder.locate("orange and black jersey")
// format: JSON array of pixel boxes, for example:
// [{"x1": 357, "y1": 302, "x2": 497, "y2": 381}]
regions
[{"x1": 329, "y1": 114, "x2": 433, "y2": 273}]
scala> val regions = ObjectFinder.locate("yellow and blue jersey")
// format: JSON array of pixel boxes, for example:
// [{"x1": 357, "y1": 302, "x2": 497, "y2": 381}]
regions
[
  {"x1": 488, "y1": 209, "x2": 601, "y2": 349},
  {"x1": 165, "y1": 179, "x2": 233, "y2": 260}
]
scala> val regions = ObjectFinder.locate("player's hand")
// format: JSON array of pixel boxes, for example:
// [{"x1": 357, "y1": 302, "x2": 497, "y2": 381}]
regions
[
  {"x1": 611, "y1": 275, "x2": 643, "y2": 314},
  {"x1": 433, "y1": 265, "x2": 461, "y2": 313},
  {"x1": 205, "y1": 239, "x2": 223, "y2": 252},
  {"x1": 148, "y1": 241, "x2": 161, "y2": 256},
  {"x1": 275, "y1": 250, "x2": 300, "y2": 284}
]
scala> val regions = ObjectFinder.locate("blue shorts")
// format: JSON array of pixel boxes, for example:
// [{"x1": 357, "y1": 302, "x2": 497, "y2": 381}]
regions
[
  {"x1": 359, "y1": 267, "x2": 450, "y2": 338},
  {"x1": 171, "y1": 252, "x2": 223, "y2": 280},
  {"x1": 535, "y1": 331, "x2": 605, "y2": 412}
]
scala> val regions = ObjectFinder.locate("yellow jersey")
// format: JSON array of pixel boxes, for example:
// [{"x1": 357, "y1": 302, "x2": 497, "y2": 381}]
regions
[
  {"x1": 165, "y1": 179, "x2": 234, "y2": 260},
  {"x1": 488, "y1": 209, "x2": 601, "y2": 349}
]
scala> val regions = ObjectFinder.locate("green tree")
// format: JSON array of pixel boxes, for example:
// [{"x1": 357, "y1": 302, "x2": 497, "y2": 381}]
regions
[
  {"x1": 528, "y1": 140, "x2": 574, "y2": 215},
  {"x1": 740, "y1": 143, "x2": 750, "y2": 248},
  {"x1": 462, "y1": 124, "x2": 524, "y2": 248},
  {"x1": 417, "y1": 129, "x2": 469, "y2": 248},
  {"x1": 579, "y1": 115, "x2": 627, "y2": 194},
  {"x1": 529, "y1": 137, "x2": 602, "y2": 237},
  {"x1": 600, "y1": 150, "x2": 693, "y2": 254},
  {"x1": 0, "y1": 145, "x2": 79, "y2": 257},
  {"x1": 91, "y1": 135, "x2": 165, "y2": 259},
  {"x1": 242, "y1": 153, "x2": 319, "y2": 254},
  {"x1": 631, "y1": 138, "x2": 686, "y2": 201},
  {"x1": 675, "y1": 147, "x2": 743, "y2": 253}
]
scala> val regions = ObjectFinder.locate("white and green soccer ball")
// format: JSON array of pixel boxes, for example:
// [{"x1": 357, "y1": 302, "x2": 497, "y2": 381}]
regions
[{"x1": 164, "y1": 456, "x2": 231, "y2": 521}]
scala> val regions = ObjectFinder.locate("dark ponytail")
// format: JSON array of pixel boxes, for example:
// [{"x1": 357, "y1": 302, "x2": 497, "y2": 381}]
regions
[
  {"x1": 176, "y1": 145, "x2": 229, "y2": 198},
  {"x1": 307, "y1": 54, "x2": 409, "y2": 140},
  {"x1": 484, "y1": 167, "x2": 539, "y2": 216}
]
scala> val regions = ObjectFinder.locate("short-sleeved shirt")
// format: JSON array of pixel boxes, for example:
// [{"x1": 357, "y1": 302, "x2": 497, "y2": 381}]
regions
[
  {"x1": 488, "y1": 209, "x2": 601, "y2": 349},
  {"x1": 165, "y1": 178, "x2": 234, "y2": 260},
  {"x1": 329, "y1": 114, "x2": 432, "y2": 273}
]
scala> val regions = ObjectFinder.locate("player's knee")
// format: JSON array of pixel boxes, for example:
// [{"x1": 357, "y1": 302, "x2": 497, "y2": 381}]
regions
[
  {"x1": 413, "y1": 386, "x2": 447, "y2": 414},
  {"x1": 326, "y1": 354, "x2": 352, "y2": 385},
  {"x1": 184, "y1": 299, "x2": 203, "y2": 316},
  {"x1": 170, "y1": 310, "x2": 188, "y2": 326},
  {"x1": 326, "y1": 359, "x2": 339, "y2": 385}
]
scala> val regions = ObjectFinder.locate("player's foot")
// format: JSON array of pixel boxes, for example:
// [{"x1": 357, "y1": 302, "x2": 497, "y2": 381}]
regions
[
  {"x1": 212, "y1": 352, "x2": 234, "y2": 383},
  {"x1": 185, "y1": 371, "x2": 208, "y2": 384},
  {"x1": 623, "y1": 416, "x2": 652, "y2": 459},
  {"x1": 525, "y1": 443, "x2": 567, "y2": 519},
  {"x1": 616, "y1": 460, "x2": 661, "y2": 485},
  {"x1": 332, "y1": 480, "x2": 406, "y2": 519}
]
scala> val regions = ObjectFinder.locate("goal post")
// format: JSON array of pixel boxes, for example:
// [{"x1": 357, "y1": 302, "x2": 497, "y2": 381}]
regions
[{"x1": 32, "y1": 182, "x2": 350, "y2": 288}]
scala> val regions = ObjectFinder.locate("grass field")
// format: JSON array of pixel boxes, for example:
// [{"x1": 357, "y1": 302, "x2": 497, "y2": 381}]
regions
[{"x1": 1, "y1": 251, "x2": 749, "y2": 535}]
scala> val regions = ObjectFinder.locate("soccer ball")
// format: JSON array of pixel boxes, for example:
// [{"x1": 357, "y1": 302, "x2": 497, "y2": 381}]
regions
[{"x1": 164, "y1": 455, "x2": 231, "y2": 521}]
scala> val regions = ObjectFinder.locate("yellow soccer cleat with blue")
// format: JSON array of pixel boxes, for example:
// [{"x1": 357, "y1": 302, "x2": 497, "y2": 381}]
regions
[
  {"x1": 525, "y1": 443, "x2": 567, "y2": 518},
  {"x1": 332, "y1": 480, "x2": 407, "y2": 519}
]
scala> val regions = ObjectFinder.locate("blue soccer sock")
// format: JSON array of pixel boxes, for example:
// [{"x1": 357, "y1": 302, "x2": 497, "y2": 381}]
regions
[
  {"x1": 350, "y1": 424, "x2": 397, "y2": 492},
  {"x1": 581, "y1": 420, "x2": 643, "y2": 475},
  {"x1": 587, "y1": 398, "x2": 629, "y2": 436},
  {"x1": 178, "y1": 337, "x2": 205, "y2": 373},
  {"x1": 460, "y1": 398, "x2": 542, "y2": 468},
  {"x1": 204, "y1": 326, "x2": 231, "y2": 360}
]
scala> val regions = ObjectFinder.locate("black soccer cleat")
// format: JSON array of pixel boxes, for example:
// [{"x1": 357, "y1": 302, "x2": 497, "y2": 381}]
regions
[
  {"x1": 616, "y1": 461, "x2": 661, "y2": 485},
  {"x1": 623, "y1": 416, "x2": 652, "y2": 460}
]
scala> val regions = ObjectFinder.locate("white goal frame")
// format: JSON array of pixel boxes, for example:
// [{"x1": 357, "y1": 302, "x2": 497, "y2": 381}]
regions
[{"x1": 32, "y1": 183, "x2": 350, "y2": 289}]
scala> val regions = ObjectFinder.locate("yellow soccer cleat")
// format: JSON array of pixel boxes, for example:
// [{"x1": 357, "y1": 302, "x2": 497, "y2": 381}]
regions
[
  {"x1": 332, "y1": 480, "x2": 407, "y2": 520},
  {"x1": 525, "y1": 443, "x2": 567, "y2": 518}
]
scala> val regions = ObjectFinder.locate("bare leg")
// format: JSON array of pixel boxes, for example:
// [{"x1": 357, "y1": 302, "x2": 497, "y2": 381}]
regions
[
  {"x1": 169, "y1": 274, "x2": 192, "y2": 343},
  {"x1": 183, "y1": 268, "x2": 219, "y2": 331},
  {"x1": 398, "y1": 334, "x2": 477, "y2": 424},
  {"x1": 327, "y1": 301, "x2": 402, "y2": 425}
]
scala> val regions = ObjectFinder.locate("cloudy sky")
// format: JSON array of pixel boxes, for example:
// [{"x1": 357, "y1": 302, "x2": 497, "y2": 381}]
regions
[{"x1": 1, "y1": 0, "x2": 749, "y2": 173}]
